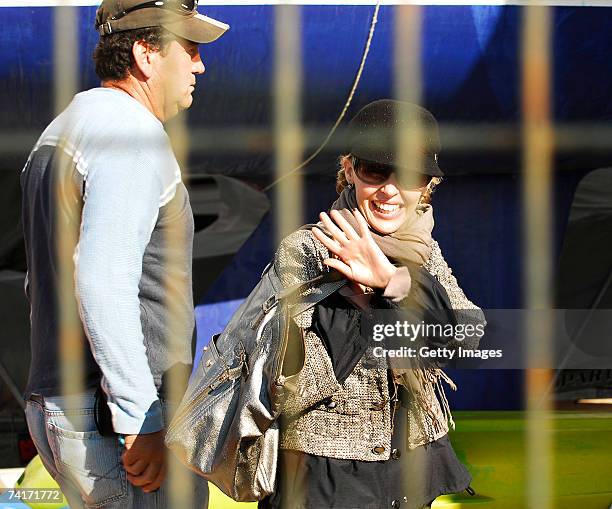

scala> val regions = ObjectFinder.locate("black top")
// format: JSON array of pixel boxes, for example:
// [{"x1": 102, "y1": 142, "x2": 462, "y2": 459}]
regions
[
  {"x1": 261, "y1": 265, "x2": 471, "y2": 509},
  {"x1": 262, "y1": 423, "x2": 471, "y2": 509}
]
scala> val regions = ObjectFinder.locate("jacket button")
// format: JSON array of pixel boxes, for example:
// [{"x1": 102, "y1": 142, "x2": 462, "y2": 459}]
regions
[
  {"x1": 391, "y1": 448, "x2": 401, "y2": 460},
  {"x1": 206, "y1": 359, "x2": 213, "y2": 367},
  {"x1": 372, "y1": 446, "x2": 385, "y2": 454},
  {"x1": 370, "y1": 401, "x2": 385, "y2": 411},
  {"x1": 203, "y1": 345, "x2": 209, "y2": 352},
  {"x1": 326, "y1": 400, "x2": 337, "y2": 409},
  {"x1": 391, "y1": 500, "x2": 401, "y2": 508}
]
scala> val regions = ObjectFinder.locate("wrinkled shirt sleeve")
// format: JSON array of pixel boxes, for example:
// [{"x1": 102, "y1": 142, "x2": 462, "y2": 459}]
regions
[{"x1": 74, "y1": 155, "x2": 165, "y2": 435}]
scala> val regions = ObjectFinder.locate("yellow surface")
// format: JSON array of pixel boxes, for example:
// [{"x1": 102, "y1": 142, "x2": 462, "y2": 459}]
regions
[
  {"x1": 208, "y1": 483, "x2": 257, "y2": 509},
  {"x1": 13, "y1": 410, "x2": 612, "y2": 509},
  {"x1": 14, "y1": 456, "x2": 68, "y2": 509}
]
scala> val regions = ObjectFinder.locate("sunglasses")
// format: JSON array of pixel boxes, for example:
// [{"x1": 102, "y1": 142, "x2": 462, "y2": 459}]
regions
[
  {"x1": 353, "y1": 158, "x2": 431, "y2": 189},
  {"x1": 109, "y1": 0, "x2": 198, "y2": 22}
]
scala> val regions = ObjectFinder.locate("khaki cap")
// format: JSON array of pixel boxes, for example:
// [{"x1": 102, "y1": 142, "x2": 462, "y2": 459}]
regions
[{"x1": 95, "y1": 0, "x2": 229, "y2": 44}]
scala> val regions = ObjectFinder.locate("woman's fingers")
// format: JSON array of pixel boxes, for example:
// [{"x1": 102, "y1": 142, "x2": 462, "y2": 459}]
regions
[
  {"x1": 329, "y1": 209, "x2": 359, "y2": 240},
  {"x1": 352, "y1": 208, "x2": 371, "y2": 238},
  {"x1": 319, "y1": 212, "x2": 350, "y2": 244},
  {"x1": 322, "y1": 257, "x2": 353, "y2": 280},
  {"x1": 312, "y1": 226, "x2": 342, "y2": 256}
]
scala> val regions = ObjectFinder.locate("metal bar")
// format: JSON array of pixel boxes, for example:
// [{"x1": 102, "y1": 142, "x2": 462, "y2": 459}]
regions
[
  {"x1": 274, "y1": 4, "x2": 304, "y2": 506},
  {"x1": 395, "y1": 4, "x2": 424, "y2": 190},
  {"x1": 522, "y1": 4, "x2": 554, "y2": 509},
  {"x1": 274, "y1": 3, "x2": 304, "y2": 242},
  {"x1": 53, "y1": 4, "x2": 78, "y2": 116},
  {"x1": 6, "y1": 122, "x2": 612, "y2": 155},
  {"x1": 165, "y1": 115, "x2": 195, "y2": 508},
  {"x1": 394, "y1": 2, "x2": 427, "y2": 498},
  {"x1": 54, "y1": 2, "x2": 85, "y2": 413}
]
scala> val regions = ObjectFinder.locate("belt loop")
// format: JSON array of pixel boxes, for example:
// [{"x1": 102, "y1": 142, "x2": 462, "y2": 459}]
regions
[{"x1": 29, "y1": 393, "x2": 45, "y2": 406}]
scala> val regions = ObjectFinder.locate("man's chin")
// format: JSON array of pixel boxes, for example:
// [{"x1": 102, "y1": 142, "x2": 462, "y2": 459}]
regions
[
  {"x1": 169, "y1": 97, "x2": 194, "y2": 119},
  {"x1": 182, "y1": 94, "x2": 194, "y2": 109}
]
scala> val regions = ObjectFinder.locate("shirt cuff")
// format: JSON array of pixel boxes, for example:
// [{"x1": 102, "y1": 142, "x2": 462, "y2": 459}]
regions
[
  {"x1": 382, "y1": 266, "x2": 412, "y2": 302},
  {"x1": 110, "y1": 398, "x2": 164, "y2": 435}
]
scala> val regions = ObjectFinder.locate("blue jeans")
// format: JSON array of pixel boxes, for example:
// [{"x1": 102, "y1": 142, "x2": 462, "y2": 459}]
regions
[{"x1": 25, "y1": 390, "x2": 209, "y2": 509}]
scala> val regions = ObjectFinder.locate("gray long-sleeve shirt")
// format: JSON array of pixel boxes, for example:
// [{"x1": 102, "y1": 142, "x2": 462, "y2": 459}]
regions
[{"x1": 21, "y1": 88, "x2": 194, "y2": 434}]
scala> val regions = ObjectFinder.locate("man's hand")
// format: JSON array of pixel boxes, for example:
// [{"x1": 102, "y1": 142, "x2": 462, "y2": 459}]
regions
[
  {"x1": 121, "y1": 430, "x2": 167, "y2": 493},
  {"x1": 312, "y1": 208, "x2": 397, "y2": 289}
]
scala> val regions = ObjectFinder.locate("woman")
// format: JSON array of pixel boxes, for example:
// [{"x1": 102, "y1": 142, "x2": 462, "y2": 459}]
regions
[{"x1": 262, "y1": 100, "x2": 485, "y2": 509}]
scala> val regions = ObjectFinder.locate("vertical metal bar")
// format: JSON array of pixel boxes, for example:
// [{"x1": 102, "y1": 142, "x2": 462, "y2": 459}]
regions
[
  {"x1": 274, "y1": 3, "x2": 304, "y2": 244},
  {"x1": 54, "y1": 3, "x2": 84, "y2": 409},
  {"x1": 54, "y1": 4, "x2": 78, "y2": 116},
  {"x1": 394, "y1": 4, "x2": 422, "y2": 103},
  {"x1": 274, "y1": 4, "x2": 303, "y2": 506},
  {"x1": 394, "y1": 3, "x2": 427, "y2": 499},
  {"x1": 395, "y1": 4, "x2": 424, "y2": 190},
  {"x1": 522, "y1": 5, "x2": 554, "y2": 509},
  {"x1": 165, "y1": 114, "x2": 194, "y2": 508}
]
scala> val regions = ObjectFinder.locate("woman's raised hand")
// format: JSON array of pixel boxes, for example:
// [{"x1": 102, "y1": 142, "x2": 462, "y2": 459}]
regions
[{"x1": 312, "y1": 208, "x2": 397, "y2": 289}]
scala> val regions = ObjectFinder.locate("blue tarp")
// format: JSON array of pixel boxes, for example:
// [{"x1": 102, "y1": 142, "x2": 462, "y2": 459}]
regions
[{"x1": 2, "y1": 4, "x2": 610, "y2": 411}]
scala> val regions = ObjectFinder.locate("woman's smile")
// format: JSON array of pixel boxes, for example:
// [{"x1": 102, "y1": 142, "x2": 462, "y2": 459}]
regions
[{"x1": 369, "y1": 199, "x2": 403, "y2": 218}]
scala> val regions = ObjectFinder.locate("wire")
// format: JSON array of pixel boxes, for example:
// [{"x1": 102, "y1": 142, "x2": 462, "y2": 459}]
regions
[
  {"x1": 0, "y1": 359, "x2": 25, "y2": 410},
  {"x1": 263, "y1": 0, "x2": 382, "y2": 193}
]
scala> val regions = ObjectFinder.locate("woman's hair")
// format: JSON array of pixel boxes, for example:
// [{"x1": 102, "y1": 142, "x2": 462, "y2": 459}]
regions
[
  {"x1": 336, "y1": 154, "x2": 442, "y2": 204},
  {"x1": 336, "y1": 154, "x2": 353, "y2": 194}
]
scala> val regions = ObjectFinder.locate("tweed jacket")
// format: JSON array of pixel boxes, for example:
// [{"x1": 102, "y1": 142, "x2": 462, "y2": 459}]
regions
[{"x1": 274, "y1": 228, "x2": 485, "y2": 462}]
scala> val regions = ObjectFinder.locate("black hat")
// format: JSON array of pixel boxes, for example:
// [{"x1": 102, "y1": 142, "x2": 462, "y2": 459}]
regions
[{"x1": 347, "y1": 99, "x2": 443, "y2": 177}]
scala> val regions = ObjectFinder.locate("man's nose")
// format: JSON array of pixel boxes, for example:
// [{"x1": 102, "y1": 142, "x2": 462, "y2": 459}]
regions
[{"x1": 193, "y1": 53, "x2": 205, "y2": 75}]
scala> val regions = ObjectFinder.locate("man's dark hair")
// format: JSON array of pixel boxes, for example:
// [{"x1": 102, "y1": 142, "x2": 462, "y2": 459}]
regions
[{"x1": 93, "y1": 27, "x2": 172, "y2": 81}]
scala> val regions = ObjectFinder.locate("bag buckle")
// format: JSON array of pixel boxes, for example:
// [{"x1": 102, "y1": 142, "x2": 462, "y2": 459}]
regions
[
  {"x1": 262, "y1": 295, "x2": 277, "y2": 313},
  {"x1": 251, "y1": 295, "x2": 278, "y2": 329}
]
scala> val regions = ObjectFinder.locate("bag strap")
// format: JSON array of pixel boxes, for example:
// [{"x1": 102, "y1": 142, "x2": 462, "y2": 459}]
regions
[
  {"x1": 252, "y1": 271, "x2": 347, "y2": 330},
  {"x1": 253, "y1": 224, "x2": 347, "y2": 328},
  {"x1": 287, "y1": 274, "x2": 347, "y2": 318},
  {"x1": 277, "y1": 269, "x2": 345, "y2": 301}
]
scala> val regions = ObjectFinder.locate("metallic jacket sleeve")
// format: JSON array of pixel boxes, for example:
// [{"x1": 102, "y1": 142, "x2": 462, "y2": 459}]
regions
[{"x1": 274, "y1": 229, "x2": 343, "y2": 416}]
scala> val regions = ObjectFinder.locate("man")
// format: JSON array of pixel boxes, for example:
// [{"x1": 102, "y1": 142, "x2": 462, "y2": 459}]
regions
[{"x1": 20, "y1": 1, "x2": 228, "y2": 507}]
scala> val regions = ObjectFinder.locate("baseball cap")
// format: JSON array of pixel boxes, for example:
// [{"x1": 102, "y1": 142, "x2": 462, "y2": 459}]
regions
[
  {"x1": 347, "y1": 99, "x2": 444, "y2": 177},
  {"x1": 95, "y1": 0, "x2": 229, "y2": 44}
]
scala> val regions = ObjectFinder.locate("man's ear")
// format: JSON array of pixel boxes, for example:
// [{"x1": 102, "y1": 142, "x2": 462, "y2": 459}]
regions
[{"x1": 131, "y1": 40, "x2": 156, "y2": 80}]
